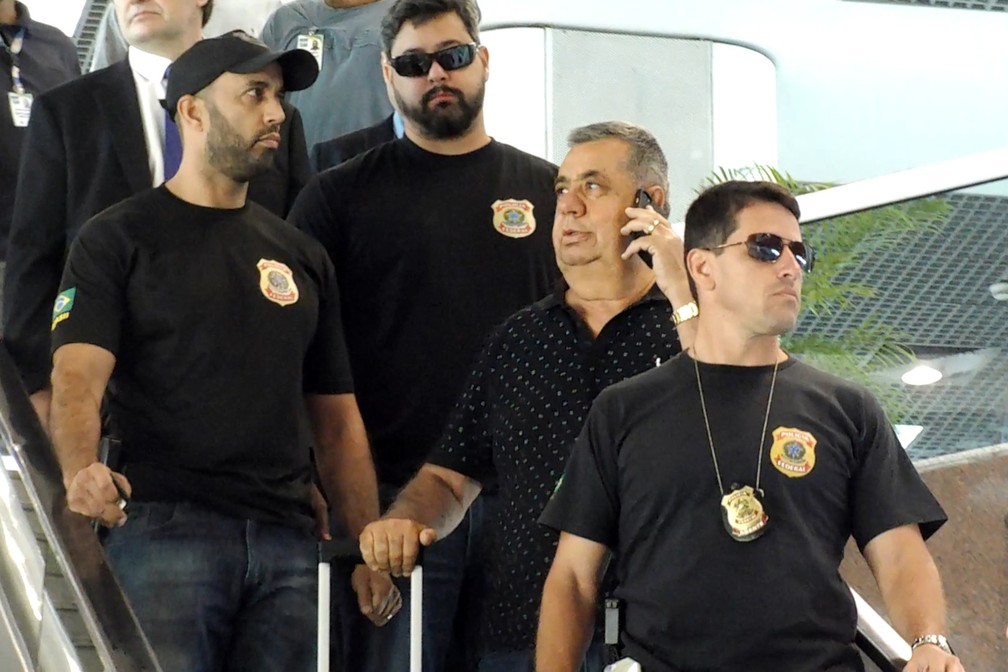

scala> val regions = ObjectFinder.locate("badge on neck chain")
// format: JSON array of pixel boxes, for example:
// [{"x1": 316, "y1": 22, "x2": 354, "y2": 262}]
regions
[{"x1": 720, "y1": 484, "x2": 768, "y2": 542}]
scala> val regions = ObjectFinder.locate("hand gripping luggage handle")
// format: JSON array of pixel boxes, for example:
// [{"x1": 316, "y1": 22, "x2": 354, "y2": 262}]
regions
[{"x1": 318, "y1": 539, "x2": 424, "y2": 672}]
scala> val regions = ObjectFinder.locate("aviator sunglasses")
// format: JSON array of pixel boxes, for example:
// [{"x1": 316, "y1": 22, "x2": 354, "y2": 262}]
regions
[
  {"x1": 708, "y1": 233, "x2": 816, "y2": 273},
  {"x1": 389, "y1": 43, "x2": 479, "y2": 77}
]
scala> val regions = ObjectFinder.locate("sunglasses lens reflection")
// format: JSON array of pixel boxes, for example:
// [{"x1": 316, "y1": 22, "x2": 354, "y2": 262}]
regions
[
  {"x1": 747, "y1": 234, "x2": 814, "y2": 273},
  {"x1": 392, "y1": 44, "x2": 476, "y2": 77}
]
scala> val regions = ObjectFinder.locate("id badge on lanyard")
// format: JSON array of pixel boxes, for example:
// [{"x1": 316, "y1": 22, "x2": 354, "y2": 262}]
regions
[{"x1": 6, "y1": 28, "x2": 32, "y2": 127}]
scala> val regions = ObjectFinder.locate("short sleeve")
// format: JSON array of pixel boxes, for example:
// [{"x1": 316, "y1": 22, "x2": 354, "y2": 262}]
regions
[
  {"x1": 50, "y1": 220, "x2": 130, "y2": 356},
  {"x1": 303, "y1": 252, "x2": 354, "y2": 395},
  {"x1": 426, "y1": 333, "x2": 499, "y2": 485},
  {"x1": 849, "y1": 391, "x2": 947, "y2": 550},
  {"x1": 538, "y1": 393, "x2": 622, "y2": 549},
  {"x1": 287, "y1": 173, "x2": 342, "y2": 263}
]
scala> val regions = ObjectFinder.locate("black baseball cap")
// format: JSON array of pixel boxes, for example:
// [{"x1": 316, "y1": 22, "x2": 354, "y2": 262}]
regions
[{"x1": 163, "y1": 30, "x2": 319, "y2": 119}]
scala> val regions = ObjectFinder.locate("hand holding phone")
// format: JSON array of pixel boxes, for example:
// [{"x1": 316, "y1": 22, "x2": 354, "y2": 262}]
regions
[{"x1": 629, "y1": 189, "x2": 655, "y2": 265}]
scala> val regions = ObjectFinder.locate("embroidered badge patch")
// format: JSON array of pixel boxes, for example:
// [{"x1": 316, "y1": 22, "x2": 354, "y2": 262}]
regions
[
  {"x1": 51, "y1": 288, "x2": 76, "y2": 331},
  {"x1": 491, "y1": 199, "x2": 536, "y2": 238},
  {"x1": 257, "y1": 259, "x2": 299, "y2": 307},
  {"x1": 770, "y1": 427, "x2": 817, "y2": 478}
]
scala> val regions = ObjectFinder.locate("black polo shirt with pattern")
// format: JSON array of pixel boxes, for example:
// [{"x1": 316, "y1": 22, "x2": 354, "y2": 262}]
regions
[{"x1": 427, "y1": 281, "x2": 682, "y2": 653}]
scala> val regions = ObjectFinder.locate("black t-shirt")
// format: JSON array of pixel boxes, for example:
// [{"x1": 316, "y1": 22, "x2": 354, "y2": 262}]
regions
[
  {"x1": 51, "y1": 186, "x2": 354, "y2": 530},
  {"x1": 288, "y1": 137, "x2": 558, "y2": 486},
  {"x1": 427, "y1": 283, "x2": 681, "y2": 653},
  {"x1": 541, "y1": 354, "x2": 947, "y2": 672}
]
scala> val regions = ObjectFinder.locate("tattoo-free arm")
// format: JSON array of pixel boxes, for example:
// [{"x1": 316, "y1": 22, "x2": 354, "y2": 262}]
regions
[
  {"x1": 305, "y1": 393, "x2": 379, "y2": 537},
  {"x1": 536, "y1": 532, "x2": 610, "y2": 672},
  {"x1": 50, "y1": 343, "x2": 127, "y2": 525},
  {"x1": 360, "y1": 464, "x2": 481, "y2": 576}
]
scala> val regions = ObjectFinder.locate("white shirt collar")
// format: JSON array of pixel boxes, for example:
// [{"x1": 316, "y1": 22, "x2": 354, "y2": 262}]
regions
[{"x1": 127, "y1": 45, "x2": 173, "y2": 96}]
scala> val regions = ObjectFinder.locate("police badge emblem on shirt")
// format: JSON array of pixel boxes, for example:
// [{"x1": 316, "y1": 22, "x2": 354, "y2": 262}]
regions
[
  {"x1": 769, "y1": 427, "x2": 817, "y2": 478},
  {"x1": 257, "y1": 259, "x2": 299, "y2": 307},
  {"x1": 491, "y1": 199, "x2": 536, "y2": 238}
]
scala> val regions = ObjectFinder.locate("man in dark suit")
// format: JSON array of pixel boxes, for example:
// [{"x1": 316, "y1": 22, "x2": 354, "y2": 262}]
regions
[
  {"x1": 310, "y1": 112, "x2": 397, "y2": 172},
  {"x1": 4, "y1": 0, "x2": 311, "y2": 425}
]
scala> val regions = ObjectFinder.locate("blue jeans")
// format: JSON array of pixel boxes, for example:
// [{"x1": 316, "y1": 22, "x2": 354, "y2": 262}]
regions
[
  {"x1": 478, "y1": 643, "x2": 612, "y2": 672},
  {"x1": 334, "y1": 494, "x2": 490, "y2": 672},
  {"x1": 104, "y1": 501, "x2": 317, "y2": 672}
]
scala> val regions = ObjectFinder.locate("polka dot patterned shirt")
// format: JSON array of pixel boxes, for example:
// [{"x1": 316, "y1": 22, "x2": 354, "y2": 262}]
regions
[{"x1": 427, "y1": 281, "x2": 682, "y2": 653}]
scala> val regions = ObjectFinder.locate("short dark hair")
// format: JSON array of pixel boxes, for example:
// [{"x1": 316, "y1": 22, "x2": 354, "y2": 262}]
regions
[
  {"x1": 683, "y1": 181, "x2": 801, "y2": 300},
  {"x1": 380, "y1": 0, "x2": 481, "y2": 56},
  {"x1": 567, "y1": 121, "x2": 670, "y2": 218},
  {"x1": 684, "y1": 180, "x2": 800, "y2": 253},
  {"x1": 202, "y1": 0, "x2": 213, "y2": 27}
]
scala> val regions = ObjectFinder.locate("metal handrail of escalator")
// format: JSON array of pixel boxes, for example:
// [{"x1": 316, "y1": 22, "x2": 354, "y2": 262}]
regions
[{"x1": 0, "y1": 345, "x2": 162, "y2": 671}]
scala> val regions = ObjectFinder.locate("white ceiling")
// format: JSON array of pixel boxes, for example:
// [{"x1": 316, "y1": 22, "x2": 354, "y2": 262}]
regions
[{"x1": 479, "y1": 0, "x2": 1008, "y2": 185}]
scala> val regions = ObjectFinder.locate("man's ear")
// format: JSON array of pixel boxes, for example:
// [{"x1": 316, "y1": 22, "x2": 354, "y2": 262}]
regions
[
  {"x1": 380, "y1": 52, "x2": 394, "y2": 87},
  {"x1": 686, "y1": 247, "x2": 716, "y2": 293},
  {"x1": 176, "y1": 94, "x2": 204, "y2": 129},
  {"x1": 644, "y1": 186, "x2": 668, "y2": 216}
]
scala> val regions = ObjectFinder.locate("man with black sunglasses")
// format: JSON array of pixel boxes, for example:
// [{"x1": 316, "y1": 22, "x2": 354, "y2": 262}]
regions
[
  {"x1": 538, "y1": 181, "x2": 963, "y2": 672},
  {"x1": 286, "y1": 1, "x2": 559, "y2": 670}
]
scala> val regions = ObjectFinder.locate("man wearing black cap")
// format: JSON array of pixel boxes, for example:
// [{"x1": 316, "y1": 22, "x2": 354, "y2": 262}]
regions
[
  {"x1": 47, "y1": 32, "x2": 394, "y2": 671},
  {"x1": 4, "y1": 0, "x2": 312, "y2": 431}
]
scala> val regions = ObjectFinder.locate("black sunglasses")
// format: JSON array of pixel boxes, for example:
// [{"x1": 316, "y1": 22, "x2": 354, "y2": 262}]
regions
[
  {"x1": 709, "y1": 233, "x2": 816, "y2": 273},
  {"x1": 389, "y1": 43, "x2": 479, "y2": 77}
]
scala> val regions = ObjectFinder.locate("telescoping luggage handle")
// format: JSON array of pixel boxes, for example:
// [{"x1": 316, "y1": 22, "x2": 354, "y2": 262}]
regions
[{"x1": 317, "y1": 539, "x2": 424, "y2": 672}]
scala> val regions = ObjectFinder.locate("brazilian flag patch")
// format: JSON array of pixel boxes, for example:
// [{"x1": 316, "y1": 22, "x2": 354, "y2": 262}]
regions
[{"x1": 51, "y1": 288, "x2": 76, "y2": 331}]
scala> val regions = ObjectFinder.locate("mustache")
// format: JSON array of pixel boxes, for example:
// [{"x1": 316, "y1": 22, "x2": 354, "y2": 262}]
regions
[{"x1": 421, "y1": 85, "x2": 463, "y2": 107}]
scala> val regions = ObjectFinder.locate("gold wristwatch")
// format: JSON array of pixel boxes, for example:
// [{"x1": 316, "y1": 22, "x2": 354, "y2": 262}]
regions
[{"x1": 671, "y1": 301, "x2": 699, "y2": 326}]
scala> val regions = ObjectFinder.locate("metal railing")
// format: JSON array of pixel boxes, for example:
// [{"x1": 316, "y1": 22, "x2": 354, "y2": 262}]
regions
[{"x1": 0, "y1": 345, "x2": 161, "y2": 671}]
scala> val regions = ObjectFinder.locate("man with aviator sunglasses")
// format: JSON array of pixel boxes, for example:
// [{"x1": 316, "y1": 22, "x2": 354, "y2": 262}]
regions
[
  {"x1": 287, "y1": 1, "x2": 559, "y2": 670},
  {"x1": 539, "y1": 181, "x2": 962, "y2": 672}
]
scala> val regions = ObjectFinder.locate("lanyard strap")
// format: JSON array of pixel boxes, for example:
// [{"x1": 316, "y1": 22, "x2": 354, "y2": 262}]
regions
[{"x1": 4, "y1": 27, "x2": 26, "y2": 94}]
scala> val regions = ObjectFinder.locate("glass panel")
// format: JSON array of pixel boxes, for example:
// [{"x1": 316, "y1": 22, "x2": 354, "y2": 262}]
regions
[{"x1": 808, "y1": 180, "x2": 1008, "y2": 671}]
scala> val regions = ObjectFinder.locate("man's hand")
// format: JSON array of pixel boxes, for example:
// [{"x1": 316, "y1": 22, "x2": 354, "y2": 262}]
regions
[
  {"x1": 64, "y1": 462, "x2": 131, "y2": 527},
  {"x1": 359, "y1": 518, "x2": 437, "y2": 576},
  {"x1": 903, "y1": 644, "x2": 965, "y2": 671},
  {"x1": 350, "y1": 564, "x2": 402, "y2": 627},
  {"x1": 309, "y1": 483, "x2": 331, "y2": 541},
  {"x1": 621, "y1": 205, "x2": 691, "y2": 306}
]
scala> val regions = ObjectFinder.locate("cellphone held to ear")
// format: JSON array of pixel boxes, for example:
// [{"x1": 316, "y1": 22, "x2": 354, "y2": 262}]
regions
[{"x1": 629, "y1": 189, "x2": 654, "y2": 265}]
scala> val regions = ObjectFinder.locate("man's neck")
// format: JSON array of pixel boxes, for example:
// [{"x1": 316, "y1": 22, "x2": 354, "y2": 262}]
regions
[
  {"x1": 133, "y1": 34, "x2": 201, "y2": 61},
  {"x1": 403, "y1": 114, "x2": 492, "y2": 156},
  {"x1": 690, "y1": 318, "x2": 785, "y2": 366},
  {"x1": 0, "y1": 1, "x2": 19, "y2": 25},
  {"x1": 166, "y1": 162, "x2": 249, "y2": 210},
  {"x1": 565, "y1": 260, "x2": 655, "y2": 337}
]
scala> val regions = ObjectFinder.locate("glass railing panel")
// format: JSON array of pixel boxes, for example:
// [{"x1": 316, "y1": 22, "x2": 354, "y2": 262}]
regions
[
  {"x1": 0, "y1": 345, "x2": 162, "y2": 671},
  {"x1": 794, "y1": 178, "x2": 1008, "y2": 670}
]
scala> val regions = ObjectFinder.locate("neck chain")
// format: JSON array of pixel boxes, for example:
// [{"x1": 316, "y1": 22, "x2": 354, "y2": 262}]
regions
[{"x1": 692, "y1": 353, "x2": 779, "y2": 542}]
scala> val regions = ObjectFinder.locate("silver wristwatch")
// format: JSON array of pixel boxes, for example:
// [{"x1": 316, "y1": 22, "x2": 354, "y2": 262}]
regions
[{"x1": 910, "y1": 634, "x2": 954, "y2": 655}]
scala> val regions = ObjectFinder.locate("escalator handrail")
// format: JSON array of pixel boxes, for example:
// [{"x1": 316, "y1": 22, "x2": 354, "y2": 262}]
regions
[{"x1": 0, "y1": 344, "x2": 162, "y2": 672}]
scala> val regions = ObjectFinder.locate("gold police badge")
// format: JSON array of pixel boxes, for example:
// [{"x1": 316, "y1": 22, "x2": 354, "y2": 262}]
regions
[
  {"x1": 770, "y1": 427, "x2": 817, "y2": 478},
  {"x1": 257, "y1": 259, "x2": 299, "y2": 307},
  {"x1": 491, "y1": 199, "x2": 536, "y2": 238}
]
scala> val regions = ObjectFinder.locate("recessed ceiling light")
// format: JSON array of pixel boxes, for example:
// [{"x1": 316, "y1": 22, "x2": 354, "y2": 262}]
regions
[{"x1": 901, "y1": 365, "x2": 943, "y2": 386}]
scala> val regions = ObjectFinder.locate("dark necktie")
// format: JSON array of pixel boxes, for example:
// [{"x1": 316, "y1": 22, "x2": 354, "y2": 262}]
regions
[{"x1": 163, "y1": 66, "x2": 182, "y2": 180}]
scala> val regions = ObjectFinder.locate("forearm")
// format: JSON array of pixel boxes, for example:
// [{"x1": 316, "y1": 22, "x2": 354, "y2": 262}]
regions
[
  {"x1": 384, "y1": 466, "x2": 476, "y2": 540},
  {"x1": 317, "y1": 442, "x2": 379, "y2": 538},
  {"x1": 878, "y1": 550, "x2": 948, "y2": 640},
  {"x1": 535, "y1": 567, "x2": 598, "y2": 672},
  {"x1": 50, "y1": 371, "x2": 102, "y2": 486}
]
